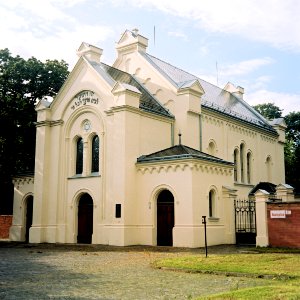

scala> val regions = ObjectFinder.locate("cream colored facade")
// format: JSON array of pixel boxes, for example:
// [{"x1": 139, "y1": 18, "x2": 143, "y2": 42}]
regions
[{"x1": 10, "y1": 29, "x2": 286, "y2": 247}]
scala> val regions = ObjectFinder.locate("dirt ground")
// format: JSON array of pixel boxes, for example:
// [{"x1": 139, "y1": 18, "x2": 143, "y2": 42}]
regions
[{"x1": 0, "y1": 242, "x2": 268, "y2": 299}]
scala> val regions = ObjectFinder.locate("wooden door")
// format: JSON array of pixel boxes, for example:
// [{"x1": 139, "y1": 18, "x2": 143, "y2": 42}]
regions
[
  {"x1": 157, "y1": 190, "x2": 174, "y2": 246},
  {"x1": 77, "y1": 194, "x2": 93, "y2": 244},
  {"x1": 25, "y1": 196, "x2": 33, "y2": 243}
]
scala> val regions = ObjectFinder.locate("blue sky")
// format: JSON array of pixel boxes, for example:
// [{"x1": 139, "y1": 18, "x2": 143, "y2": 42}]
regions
[{"x1": 1, "y1": 0, "x2": 299, "y2": 116}]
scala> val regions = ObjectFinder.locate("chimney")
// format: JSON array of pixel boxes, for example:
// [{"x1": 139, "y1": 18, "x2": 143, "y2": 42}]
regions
[
  {"x1": 223, "y1": 82, "x2": 244, "y2": 99},
  {"x1": 233, "y1": 86, "x2": 244, "y2": 99}
]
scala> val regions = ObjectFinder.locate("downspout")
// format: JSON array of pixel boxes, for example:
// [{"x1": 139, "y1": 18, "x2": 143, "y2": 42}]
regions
[
  {"x1": 171, "y1": 122, "x2": 175, "y2": 146},
  {"x1": 199, "y1": 114, "x2": 202, "y2": 151}
]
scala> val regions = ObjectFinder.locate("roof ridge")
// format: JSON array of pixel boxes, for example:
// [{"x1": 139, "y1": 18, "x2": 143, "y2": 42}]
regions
[
  {"x1": 145, "y1": 54, "x2": 276, "y2": 132},
  {"x1": 137, "y1": 143, "x2": 233, "y2": 165},
  {"x1": 146, "y1": 53, "x2": 225, "y2": 92}
]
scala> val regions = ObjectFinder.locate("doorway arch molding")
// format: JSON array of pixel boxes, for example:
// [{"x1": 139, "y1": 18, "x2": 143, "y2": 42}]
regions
[
  {"x1": 150, "y1": 184, "x2": 177, "y2": 246},
  {"x1": 22, "y1": 194, "x2": 34, "y2": 243},
  {"x1": 71, "y1": 188, "x2": 96, "y2": 209},
  {"x1": 71, "y1": 189, "x2": 95, "y2": 244},
  {"x1": 150, "y1": 184, "x2": 178, "y2": 207}
]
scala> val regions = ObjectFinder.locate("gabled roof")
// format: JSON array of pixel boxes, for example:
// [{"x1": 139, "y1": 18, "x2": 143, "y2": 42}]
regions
[
  {"x1": 249, "y1": 182, "x2": 277, "y2": 196},
  {"x1": 88, "y1": 60, "x2": 173, "y2": 118},
  {"x1": 269, "y1": 118, "x2": 287, "y2": 128},
  {"x1": 142, "y1": 53, "x2": 277, "y2": 134},
  {"x1": 137, "y1": 144, "x2": 233, "y2": 166}
]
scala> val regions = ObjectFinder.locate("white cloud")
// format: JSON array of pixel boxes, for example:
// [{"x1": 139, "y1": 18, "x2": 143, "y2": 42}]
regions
[
  {"x1": 245, "y1": 90, "x2": 300, "y2": 115},
  {"x1": 0, "y1": 1, "x2": 114, "y2": 67},
  {"x1": 121, "y1": 0, "x2": 300, "y2": 52},
  {"x1": 168, "y1": 31, "x2": 188, "y2": 41},
  {"x1": 0, "y1": 16, "x2": 113, "y2": 67},
  {"x1": 220, "y1": 58, "x2": 275, "y2": 76}
]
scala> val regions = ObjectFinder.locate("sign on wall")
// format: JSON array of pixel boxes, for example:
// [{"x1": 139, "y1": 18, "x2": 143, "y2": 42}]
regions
[
  {"x1": 270, "y1": 210, "x2": 286, "y2": 218},
  {"x1": 70, "y1": 90, "x2": 100, "y2": 111}
]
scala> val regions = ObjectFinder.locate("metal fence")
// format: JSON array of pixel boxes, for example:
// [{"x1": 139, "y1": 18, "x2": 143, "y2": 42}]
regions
[{"x1": 234, "y1": 199, "x2": 256, "y2": 245}]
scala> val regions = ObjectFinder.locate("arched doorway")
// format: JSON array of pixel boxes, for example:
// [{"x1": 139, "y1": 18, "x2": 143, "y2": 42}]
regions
[
  {"x1": 77, "y1": 193, "x2": 93, "y2": 244},
  {"x1": 157, "y1": 190, "x2": 174, "y2": 246},
  {"x1": 25, "y1": 196, "x2": 33, "y2": 243}
]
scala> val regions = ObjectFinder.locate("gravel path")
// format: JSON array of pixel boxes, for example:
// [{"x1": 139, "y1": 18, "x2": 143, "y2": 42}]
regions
[{"x1": 0, "y1": 243, "x2": 268, "y2": 299}]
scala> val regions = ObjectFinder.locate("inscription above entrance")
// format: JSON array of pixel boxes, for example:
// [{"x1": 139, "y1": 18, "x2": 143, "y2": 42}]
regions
[{"x1": 71, "y1": 90, "x2": 100, "y2": 111}]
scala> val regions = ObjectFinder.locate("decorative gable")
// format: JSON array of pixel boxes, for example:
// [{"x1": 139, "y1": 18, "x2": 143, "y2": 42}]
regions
[
  {"x1": 116, "y1": 29, "x2": 148, "y2": 54},
  {"x1": 77, "y1": 42, "x2": 103, "y2": 63},
  {"x1": 177, "y1": 79, "x2": 205, "y2": 97}
]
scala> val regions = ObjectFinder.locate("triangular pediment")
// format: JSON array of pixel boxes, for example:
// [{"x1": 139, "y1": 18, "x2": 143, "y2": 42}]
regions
[
  {"x1": 117, "y1": 30, "x2": 137, "y2": 45},
  {"x1": 178, "y1": 79, "x2": 205, "y2": 96},
  {"x1": 111, "y1": 82, "x2": 141, "y2": 95}
]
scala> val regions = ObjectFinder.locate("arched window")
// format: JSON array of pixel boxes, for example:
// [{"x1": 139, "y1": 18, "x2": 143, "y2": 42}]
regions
[
  {"x1": 247, "y1": 152, "x2": 252, "y2": 184},
  {"x1": 234, "y1": 149, "x2": 239, "y2": 182},
  {"x1": 76, "y1": 137, "x2": 83, "y2": 175},
  {"x1": 209, "y1": 189, "x2": 216, "y2": 217},
  {"x1": 208, "y1": 141, "x2": 216, "y2": 156},
  {"x1": 240, "y1": 143, "x2": 245, "y2": 183},
  {"x1": 91, "y1": 135, "x2": 99, "y2": 173}
]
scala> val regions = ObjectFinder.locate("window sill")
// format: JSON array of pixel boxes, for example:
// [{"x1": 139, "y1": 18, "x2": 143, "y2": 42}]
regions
[
  {"x1": 208, "y1": 217, "x2": 220, "y2": 222},
  {"x1": 234, "y1": 182, "x2": 254, "y2": 187},
  {"x1": 68, "y1": 173, "x2": 101, "y2": 179}
]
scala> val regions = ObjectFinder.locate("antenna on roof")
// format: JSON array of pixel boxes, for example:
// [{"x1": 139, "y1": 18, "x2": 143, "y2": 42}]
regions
[{"x1": 178, "y1": 132, "x2": 182, "y2": 145}]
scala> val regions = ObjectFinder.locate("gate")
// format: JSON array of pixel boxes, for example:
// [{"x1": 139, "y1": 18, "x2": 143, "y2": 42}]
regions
[{"x1": 234, "y1": 199, "x2": 256, "y2": 245}]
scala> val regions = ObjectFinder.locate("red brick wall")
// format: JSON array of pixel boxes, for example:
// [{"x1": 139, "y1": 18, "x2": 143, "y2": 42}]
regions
[
  {"x1": 267, "y1": 203, "x2": 300, "y2": 248},
  {"x1": 0, "y1": 215, "x2": 12, "y2": 239}
]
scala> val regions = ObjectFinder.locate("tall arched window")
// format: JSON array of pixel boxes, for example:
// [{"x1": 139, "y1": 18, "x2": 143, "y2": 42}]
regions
[
  {"x1": 247, "y1": 152, "x2": 252, "y2": 184},
  {"x1": 209, "y1": 189, "x2": 216, "y2": 217},
  {"x1": 76, "y1": 137, "x2": 83, "y2": 175},
  {"x1": 208, "y1": 141, "x2": 216, "y2": 156},
  {"x1": 240, "y1": 143, "x2": 245, "y2": 183},
  {"x1": 91, "y1": 135, "x2": 99, "y2": 173},
  {"x1": 234, "y1": 149, "x2": 239, "y2": 182}
]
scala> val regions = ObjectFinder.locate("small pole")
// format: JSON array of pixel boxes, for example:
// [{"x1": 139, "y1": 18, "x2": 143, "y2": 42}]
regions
[{"x1": 202, "y1": 216, "x2": 208, "y2": 257}]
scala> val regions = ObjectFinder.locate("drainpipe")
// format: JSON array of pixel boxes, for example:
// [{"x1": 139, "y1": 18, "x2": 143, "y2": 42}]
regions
[
  {"x1": 171, "y1": 122, "x2": 175, "y2": 146},
  {"x1": 199, "y1": 114, "x2": 202, "y2": 151}
]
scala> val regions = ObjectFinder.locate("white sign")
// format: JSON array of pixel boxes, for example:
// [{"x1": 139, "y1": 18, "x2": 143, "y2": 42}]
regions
[
  {"x1": 285, "y1": 210, "x2": 292, "y2": 215},
  {"x1": 270, "y1": 210, "x2": 286, "y2": 218}
]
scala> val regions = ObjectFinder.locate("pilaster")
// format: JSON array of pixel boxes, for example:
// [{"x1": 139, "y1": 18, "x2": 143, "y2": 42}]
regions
[{"x1": 255, "y1": 189, "x2": 270, "y2": 247}]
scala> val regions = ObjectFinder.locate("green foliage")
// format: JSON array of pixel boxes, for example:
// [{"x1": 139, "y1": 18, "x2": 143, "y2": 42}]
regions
[
  {"x1": 253, "y1": 103, "x2": 300, "y2": 192},
  {"x1": 199, "y1": 284, "x2": 300, "y2": 300},
  {"x1": 0, "y1": 48, "x2": 69, "y2": 213},
  {"x1": 154, "y1": 254, "x2": 300, "y2": 277},
  {"x1": 253, "y1": 103, "x2": 283, "y2": 120},
  {"x1": 285, "y1": 112, "x2": 300, "y2": 146},
  {"x1": 154, "y1": 253, "x2": 300, "y2": 300}
]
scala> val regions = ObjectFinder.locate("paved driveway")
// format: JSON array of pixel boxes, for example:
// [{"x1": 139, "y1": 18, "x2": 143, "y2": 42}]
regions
[{"x1": 0, "y1": 243, "x2": 266, "y2": 299}]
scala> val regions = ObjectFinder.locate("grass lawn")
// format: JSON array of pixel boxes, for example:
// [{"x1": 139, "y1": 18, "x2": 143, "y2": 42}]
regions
[{"x1": 153, "y1": 253, "x2": 300, "y2": 299}]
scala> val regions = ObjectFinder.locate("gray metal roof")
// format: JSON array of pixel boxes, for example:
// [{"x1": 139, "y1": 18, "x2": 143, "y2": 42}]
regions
[
  {"x1": 137, "y1": 144, "x2": 233, "y2": 165},
  {"x1": 89, "y1": 60, "x2": 173, "y2": 118},
  {"x1": 248, "y1": 182, "x2": 277, "y2": 196},
  {"x1": 143, "y1": 53, "x2": 277, "y2": 134}
]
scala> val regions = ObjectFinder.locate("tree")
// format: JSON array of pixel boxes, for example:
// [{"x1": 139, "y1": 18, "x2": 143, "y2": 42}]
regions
[
  {"x1": 253, "y1": 103, "x2": 300, "y2": 192},
  {"x1": 0, "y1": 49, "x2": 69, "y2": 214},
  {"x1": 284, "y1": 112, "x2": 300, "y2": 191},
  {"x1": 285, "y1": 112, "x2": 300, "y2": 146},
  {"x1": 252, "y1": 103, "x2": 283, "y2": 120}
]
